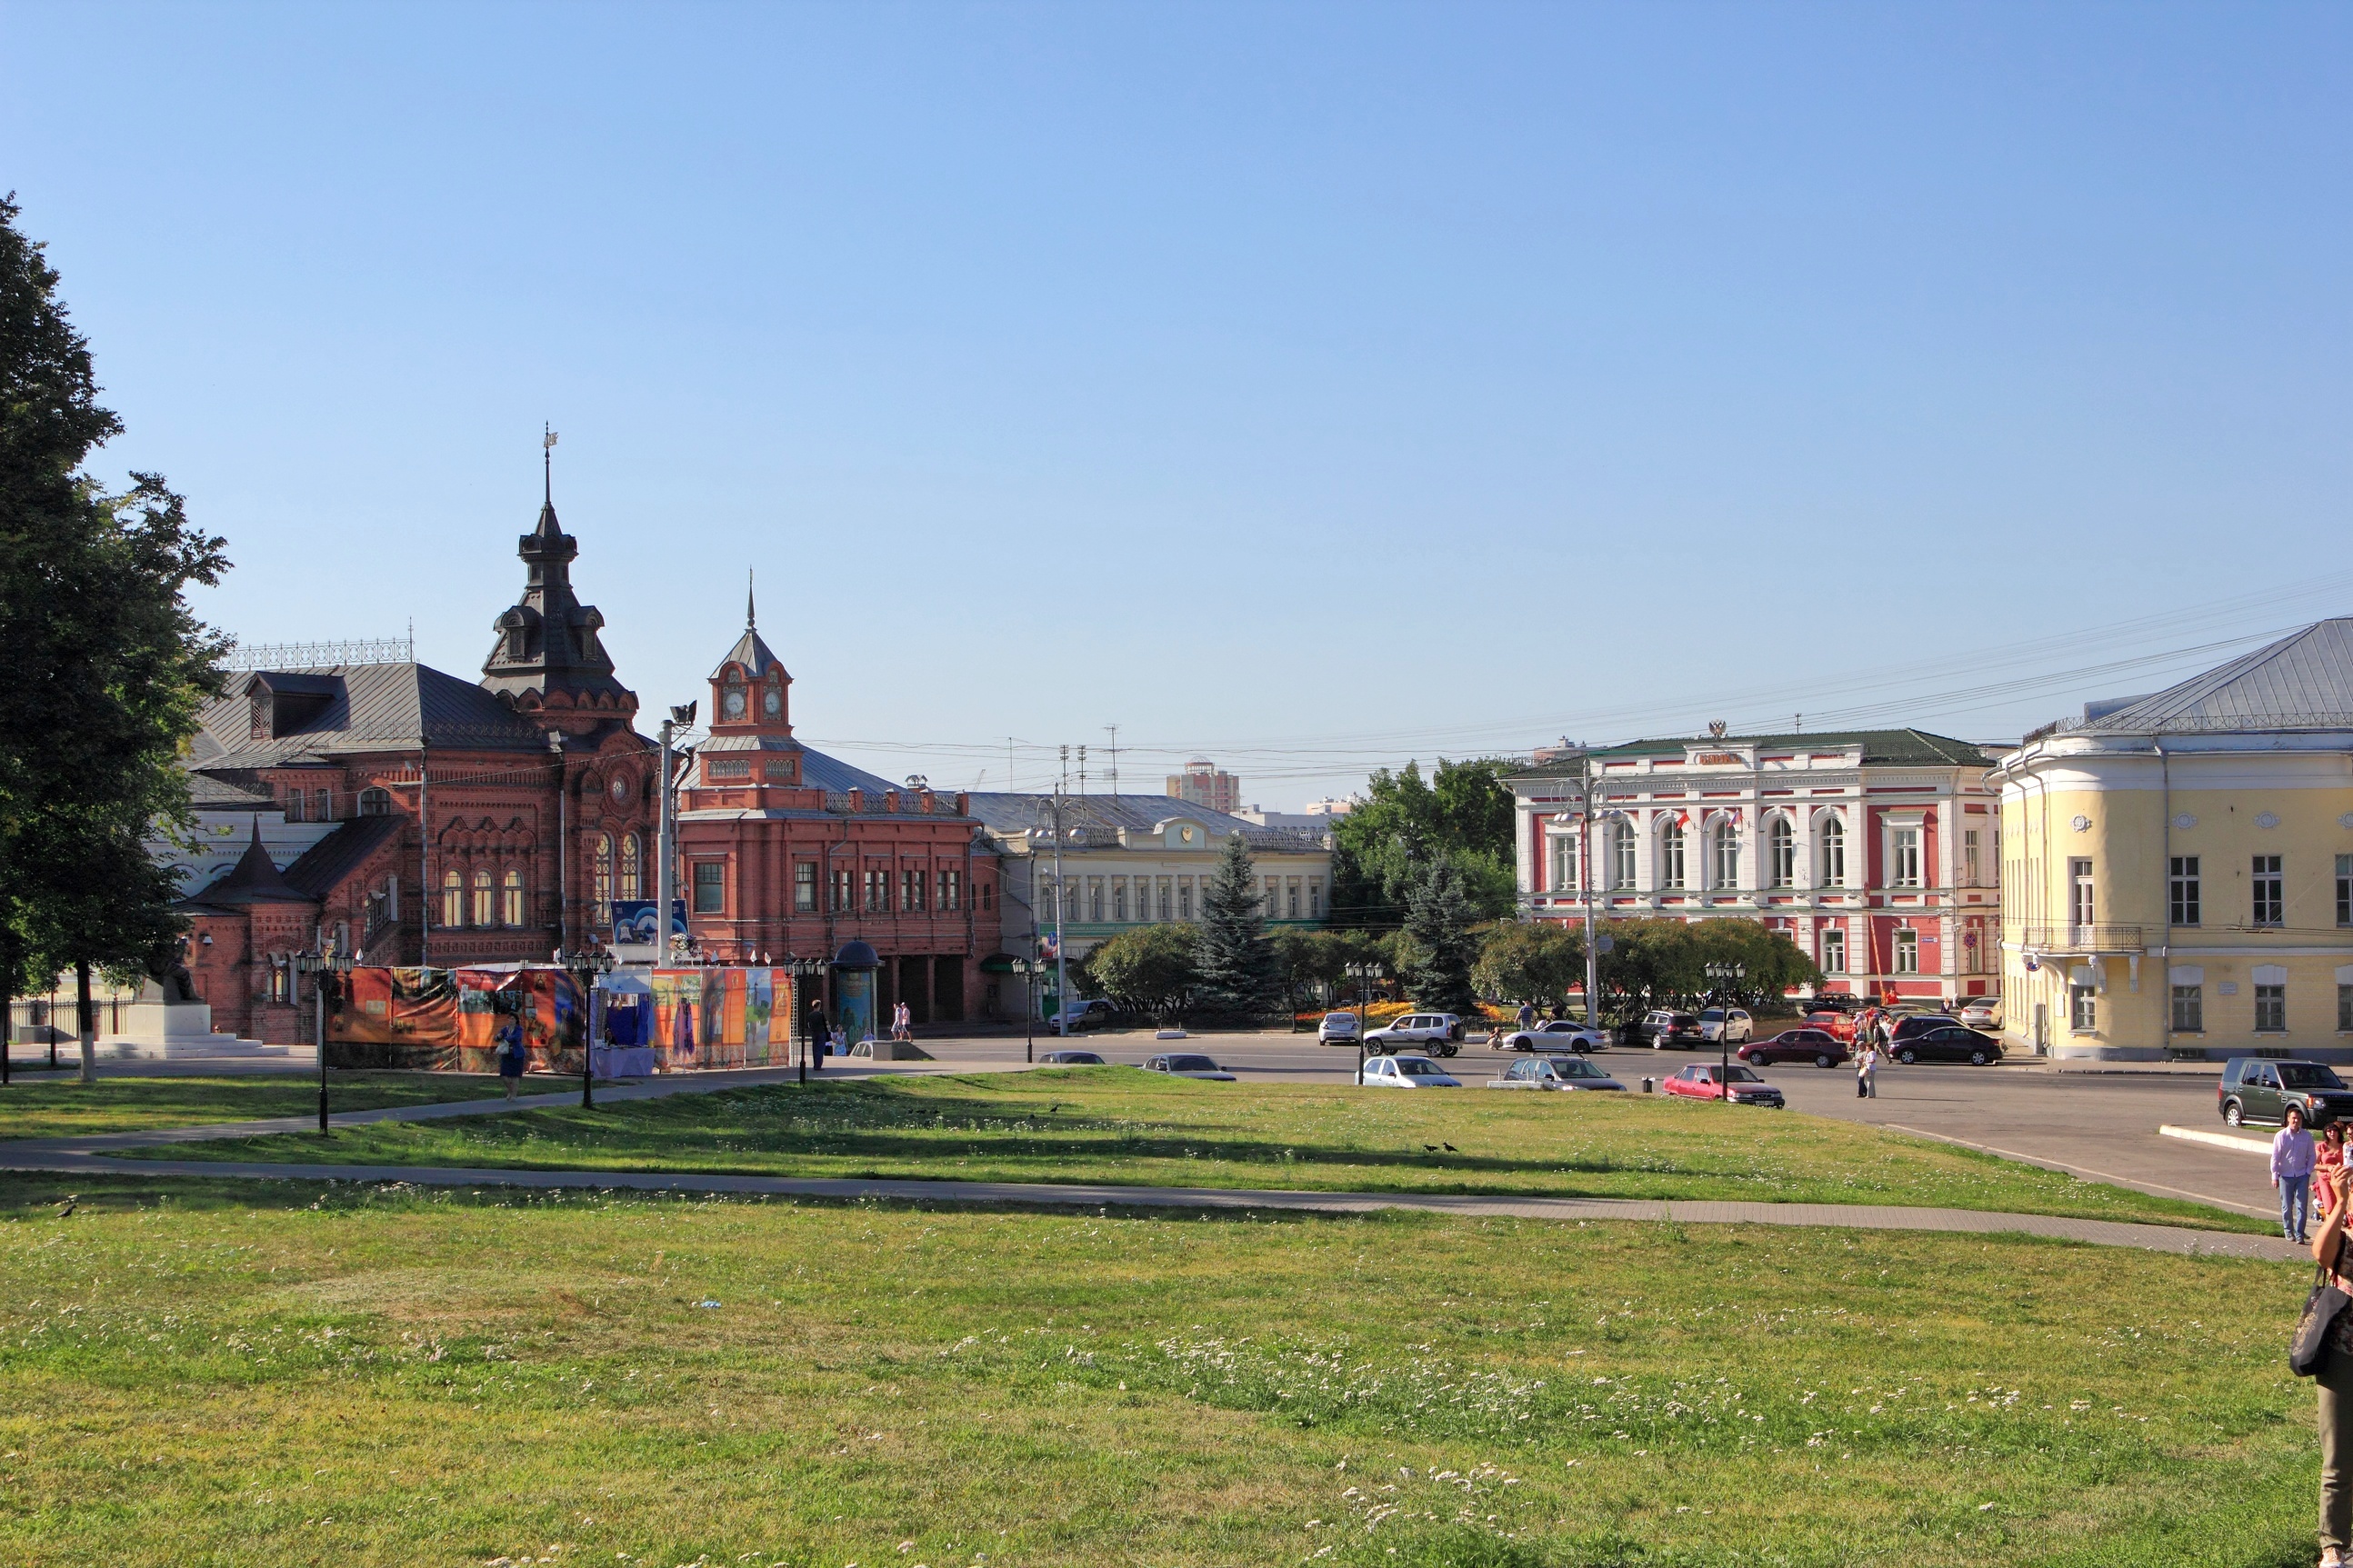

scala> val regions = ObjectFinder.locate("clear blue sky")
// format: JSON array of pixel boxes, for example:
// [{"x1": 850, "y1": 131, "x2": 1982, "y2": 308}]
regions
[{"x1": 5, "y1": 2, "x2": 2347, "y2": 804}]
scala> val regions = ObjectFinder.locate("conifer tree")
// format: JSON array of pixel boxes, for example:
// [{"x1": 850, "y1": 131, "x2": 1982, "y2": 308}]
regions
[
  {"x1": 1401, "y1": 855, "x2": 1481, "y2": 1015},
  {"x1": 1194, "y1": 832, "x2": 1279, "y2": 1017}
]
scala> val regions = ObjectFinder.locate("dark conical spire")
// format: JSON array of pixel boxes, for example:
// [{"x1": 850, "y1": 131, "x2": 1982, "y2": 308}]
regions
[
  {"x1": 189, "y1": 817, "x2": 314, "y2": 907},
  {"x1": 480, "y1": 434, "x2": 637, "y2": 722},
  {"x1": 746, "y1": 567, "x2": 756, "y2": 630}
]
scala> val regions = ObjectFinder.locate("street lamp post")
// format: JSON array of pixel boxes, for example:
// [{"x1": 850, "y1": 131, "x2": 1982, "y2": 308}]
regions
[
  {"x1": 1344, "y1": 961, "x2": 1387, "y2": 1085},
  {"x1": 296, "y1": 938, "x2": 353, "y2": 1136},
  {"x1": 1705, "y1": 960, "x2": 1746, "y2": 1099},
  {"x1": 1009, "y1": 958, "x2": 1039, "y2": 1063},
  {"x1": 782, "y1": 956, "x2": 828, "y2": 1083},
  {"x1": 556, "y1": 946, "x2": 615, "y2": 1110}
]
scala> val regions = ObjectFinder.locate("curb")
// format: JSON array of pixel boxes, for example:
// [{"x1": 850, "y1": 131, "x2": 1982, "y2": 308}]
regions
[{"x1": 2160, "y1": 1124, "x2": 2273, "y2": 1155}]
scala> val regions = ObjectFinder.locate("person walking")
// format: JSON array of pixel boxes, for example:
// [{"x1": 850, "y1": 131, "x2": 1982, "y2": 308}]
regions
[
  {"x1": 496, "y1": 1016, "x2": 527, "y2": 1102},
  {"x1": 1856, "y1": 1040, "x2": 1879, "y2": 1099},
  {"x1": 2278, "y1": 1104, "x2": 2319, "y2": 1243},
  {"x1": 2308, "y1": 1163, "x2": 2353, "y2": 1566},
  {"x1": 2322, "y1": 1123, "x2": 2348, "y2": 1224},
  {"x1": 1517, "y1": 1001, "x2": 1537, "y2": 1033}
]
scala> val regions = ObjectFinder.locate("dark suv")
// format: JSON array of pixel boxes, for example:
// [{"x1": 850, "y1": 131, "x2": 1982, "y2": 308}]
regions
[{"x1": 2219, "y1": 1058, "x2": 2353, "y2": 1128}]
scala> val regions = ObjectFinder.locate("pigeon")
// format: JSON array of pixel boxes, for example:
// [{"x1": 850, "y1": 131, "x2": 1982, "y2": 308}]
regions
[
  {"x1": 55, "y1": 1194, "x2": 76, "y2": 1219},
  {"x1": 1443, "y1": 1143, "x2": 1458, "y2": 1153},
  {"x1": 1423, "y1": 1144, "x2": 1439, "y2": 1153}
]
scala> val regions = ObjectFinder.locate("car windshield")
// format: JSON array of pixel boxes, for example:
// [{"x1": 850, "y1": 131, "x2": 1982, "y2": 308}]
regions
[
  {"x1": 1699, "y1": 1010, "x2": 1725, "y2": 1022},
  {"x1": 1397, "y1": 1060, "x2": 1445, "y2": 1076},
  {"x1": 1168, "y1": 1055, "x2": 1218, "y2": 1072},
  {"x1": 1724, "y1": 1066, "x2": 1763, "y2": 1083},
  {"x1": 2282, "y1": 1065, "x2": 2349, "y2": 1089},
  {"x1": 1557, "y1": 1060, "x2": 1606, "y2": 1078}
]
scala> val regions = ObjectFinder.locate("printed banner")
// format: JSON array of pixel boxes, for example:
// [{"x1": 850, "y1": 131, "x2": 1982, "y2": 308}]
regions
[
  {"x1": 329, "y1": 966, "x2": 585, "y2": 1073},
  {"x1": 649, "y1": 968, "x2": 793, "y2": 1070}
]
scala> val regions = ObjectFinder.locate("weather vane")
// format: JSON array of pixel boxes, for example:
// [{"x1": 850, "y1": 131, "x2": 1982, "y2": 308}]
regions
[{"x1": 543, "y1": 424, "x2": 558, "y2": 503}]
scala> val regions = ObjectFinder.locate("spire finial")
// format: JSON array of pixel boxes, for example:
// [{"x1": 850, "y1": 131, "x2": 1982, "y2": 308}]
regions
[
  {"x1": 746, "y1": 567, "x2": 756, "y2": 629},
  {"x1": 543, "y1": 424, "x2": 558, "y2": 505}
]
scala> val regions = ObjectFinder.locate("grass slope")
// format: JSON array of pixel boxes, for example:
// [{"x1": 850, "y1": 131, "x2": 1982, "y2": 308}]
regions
[
  {"x1": 0, "y1": 1173, "x2": 2317, "y2": 1567},
  {"x1": 0, "y1": 1072, "x2": 511, "y2": 1141},
  {"x1": 125, "y1": 1068, "x2": 2261, "y2": 1233}
]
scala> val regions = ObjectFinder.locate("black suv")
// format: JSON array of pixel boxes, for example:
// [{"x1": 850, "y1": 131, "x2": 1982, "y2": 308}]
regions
[{"x1": 2218, "y1": 1058, "x2": 2353, "y2": 1128}]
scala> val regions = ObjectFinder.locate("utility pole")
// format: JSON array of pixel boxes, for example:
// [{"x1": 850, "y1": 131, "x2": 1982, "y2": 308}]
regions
[
  {"x1": 656, "y1": 716, "x2": 675, "y2": 963},
  {"x1": 1582, "y1": 748, "x2": 1600, "y2": 1033},
  {"x1": 1104, "y1": 724, "x2": 1119, "y2": 796}
]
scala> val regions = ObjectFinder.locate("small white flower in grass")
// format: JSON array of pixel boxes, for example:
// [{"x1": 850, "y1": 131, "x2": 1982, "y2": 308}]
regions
[{"x1": 1978, "y1": 1503, "x2": 1996, "y2": 1512}]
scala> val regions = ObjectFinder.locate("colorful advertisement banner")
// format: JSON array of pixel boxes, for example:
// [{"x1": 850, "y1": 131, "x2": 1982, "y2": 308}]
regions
[
  {"x1": 649, "y1": 968, "x2": 793, "y2": 1071},
  {"x1": 329, "y1": 966, "x2": 586, "y2": 1073}
]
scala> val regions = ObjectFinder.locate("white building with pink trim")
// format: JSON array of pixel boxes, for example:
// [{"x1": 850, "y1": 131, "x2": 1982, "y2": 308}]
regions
[{"x1": 1505, "y1": 729, "x2": 2002, "y2": 1005}]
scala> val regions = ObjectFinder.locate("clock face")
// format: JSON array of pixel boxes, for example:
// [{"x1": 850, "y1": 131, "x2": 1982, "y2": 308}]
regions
[
  {"x1": 763, "y1": 687, "x2": 781, "y2": 716},
  {"x1": 609, "y1": 776, "x2": 629, "y2": 804},
  {"x1": 723, "y1": 687, "x2": 746, "y2": 719}
]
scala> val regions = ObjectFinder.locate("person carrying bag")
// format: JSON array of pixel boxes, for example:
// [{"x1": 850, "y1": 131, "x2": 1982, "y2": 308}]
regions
[{"x1": 2298, "y1": 1164, "x2": 2353, "y2": 1565}]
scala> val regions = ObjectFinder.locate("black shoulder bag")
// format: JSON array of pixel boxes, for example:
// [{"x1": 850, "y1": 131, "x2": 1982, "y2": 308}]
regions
[{"x1": 2292, "y1": 1261, "x2": 2348, "y2": 1378}]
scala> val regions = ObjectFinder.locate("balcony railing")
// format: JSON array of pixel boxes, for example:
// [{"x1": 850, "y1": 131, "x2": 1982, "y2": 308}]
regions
[{"x1": 2018, "y1": 924, "x2": 2144, "y2": 954}]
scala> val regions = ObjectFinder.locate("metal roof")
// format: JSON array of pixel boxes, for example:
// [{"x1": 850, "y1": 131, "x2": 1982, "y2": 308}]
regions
[
  {"x1": 185, "y1": 662, "x2": 556, "y2": 765},
  {"x1": 283, "y1": 815, "x2": 406, "y2": 900},
  {"x1": 1511, "y1": 729, "x2": 1993, "y2": 776},
  {"x1": 2070, "y1": 617, "x2": 2353, "y2": 734},
  {"x1": 965, "y1": 791, "x2": 1327, "y2": 851}
]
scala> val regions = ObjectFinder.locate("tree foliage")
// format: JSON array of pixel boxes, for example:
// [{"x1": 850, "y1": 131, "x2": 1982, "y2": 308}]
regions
[
  {"x1": 1328, "y1": 757, "x2": 1519, "y2": 928},
  {"x1": 1584, "y1": 917, "x2": 1823, "y2": 1027},
  {"x1": 1193, "y1": 833, "x2": 1280, "y2": 1017},
  {"x1": 1086, "y1": 923, "x2": 1202, "y2": 1022},
  {"x1": 1399, "y1": 857, "x2": 1481, "y2": 1015},
  {"x1": 1473, "y1": 921, "x2": 1586, "y2": 1010},
  {"x1": 0, "y1": 195, "x2": 229, "y2": 1046}
]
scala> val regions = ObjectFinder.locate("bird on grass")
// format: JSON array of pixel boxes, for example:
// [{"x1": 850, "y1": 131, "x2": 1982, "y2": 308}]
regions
[
  {"x1": 1422, "y1": 1144, "x2": 1439, "y2": 1154},
  {"x1": 55, "y1": 1194, "x2": 76, "y2": 1219},
  {"x1": 1444, "y1": 1143, "x2": 1458, "y2": 1153}
]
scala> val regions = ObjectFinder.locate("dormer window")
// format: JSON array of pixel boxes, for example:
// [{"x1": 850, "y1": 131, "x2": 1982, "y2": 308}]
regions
[{"x1": 506, "y1": 626, "x2": 526, "y2": 660}]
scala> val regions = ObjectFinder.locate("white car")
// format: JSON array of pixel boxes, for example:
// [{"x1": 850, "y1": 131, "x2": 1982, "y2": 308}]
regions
[
  {"x1": 1364, "y1": 1013, "x2": 1462, "y2": 1056},
  {"x1": 1317, "y1": 1011, "x2": 1361, "y2": 1044},
  {"x1": 1047, "y1": 999, "x2": 1115, "y2": 1036},
  {"x1": 1957, "y1": 998, "x2": 2001, "y2": 1029},
  {"x1": 1696, "y1": 1007, "x2": 1754, "y2": 1044},
  {"x1": 1487, "y1": 1055, "x2": 1627, "y2": 1091},
  {"x1": 1143, "y1": 1053, "x2": 1235, "y2": 1081},
  {"x1": 1497, "y1": 1020, "x2": 1610, "y2": 1054},
  {"x1": 1036, "y1": 1049, "x2": 1106, "y2": 1065},
  {"x1": 1358, "y1": 1054, "x2": 1460, "y2": 1088}
]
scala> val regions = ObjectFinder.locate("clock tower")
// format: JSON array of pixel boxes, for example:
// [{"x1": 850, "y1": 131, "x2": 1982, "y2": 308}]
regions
[{"x1": 696, "y1": 576, "x2": 804, "y2": 789}]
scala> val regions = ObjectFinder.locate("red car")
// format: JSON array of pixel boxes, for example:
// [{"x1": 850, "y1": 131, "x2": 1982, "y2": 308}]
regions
[
  {"x1": 1802, "y1": 1010, "x2": 1857, "y2": 1043},
  {"x1": 1738, "y1": 1029, "x2": 1850, "y2": 1069},
  {"x1": 1661, "y1": 1063, "x2": 1786, "y2": 1107}
]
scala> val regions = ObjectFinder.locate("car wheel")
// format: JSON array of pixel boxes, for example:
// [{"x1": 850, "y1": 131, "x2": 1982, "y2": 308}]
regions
[
  {"x1": 1897, "y1": 1048, "x2": 1917, "y2": 1065},
  {"x1": 2224, "y1": 1100, "x2": 2244, "y2": 1126},
  {"x1": 1968, "y1": 1049, "x2": 1989, "y2": 1066},
  {"x1": 1815, "y1": 1053, "x2": 1834, "y2": 1069}
]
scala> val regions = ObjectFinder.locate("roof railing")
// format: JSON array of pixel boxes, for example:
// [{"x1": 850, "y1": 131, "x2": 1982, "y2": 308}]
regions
[{"x1": 219, "y1": 635, "x2": 414, "y2": 672}]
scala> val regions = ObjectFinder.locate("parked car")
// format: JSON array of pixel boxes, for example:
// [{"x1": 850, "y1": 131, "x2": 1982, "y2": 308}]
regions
[
  {"x1": 1487, "y1": 1056, "x2": 1627, "y2": 1092},
  {"x1": 1143, "y1": 1053, "x2": 1236, "y2": 1081},
  {"x1": 1365, "y1": 1013, "x2": 1463, "y2": 1056},
  {"x1": 1637, "y1": 1010, "x2": 1703, "y2": 1048},
  {"x1": 1955, "y1": 997, "x2": 2001, "y2": 1029},
  {"x1": 1662, "y1": 1063, "x2": 1786, "y2": 1107},
  {"x1": 1358, "y1": 1054, "x2": 1461, "y2": 1088},
  {"x1": 1738, "y1": 1029, "x2": 1850, "y2": 1069},
  {"x1": 1802, "y1": 1009, "x2": 1859, "y2": 1044},
  {"x1": 1036, "y1": 1049, "x2": 1106, "y2": 1065},
  {"x1": 1317, "y1": 1011, "x2": 1361, "y2": 1044},
  {"x1": 1697, "y1": 1007, "x2": 1754, "y2": 1044},
  {"x1": 1803, "y1": 994, "x2": 1862, "y2": 1014},
  {"x1": 1047, "y1": 999, "x2": 1116, "y2": 1036},
  {"x1": 1497, "y1": 1019, "x2": 1611, "y2": 1054},
  {"x1": 2218, "y1": 1058, "x2": 2353, "y2": 1128},
  {"x1": 1889, "y1": 1025, "x2": 2004, "y2": 1066},
  {"x1": 1887, "y1": 1014, "x2": 1962, "y2": 1046}
]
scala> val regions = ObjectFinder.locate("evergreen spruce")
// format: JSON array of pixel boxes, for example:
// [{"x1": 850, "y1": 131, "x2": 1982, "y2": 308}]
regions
[
  {"x1": 1194, "y1": 832, "x2": 1280, "y2": 1017},
  {"x1": 1401, "y1": 856, "x2": 1481, "y2": 1015}
]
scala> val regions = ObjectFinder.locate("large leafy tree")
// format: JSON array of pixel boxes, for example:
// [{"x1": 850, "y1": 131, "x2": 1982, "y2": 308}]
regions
[
  {"x1": 1329, "y1": 757, "x2": 1518, "y2": 927},
  {"x1": 1585, "y1": 917, "x2": 1821, "y2": 1029},
  {"x1": 0, "y1": 195, "x2": 228, "y2": 1081},
  {"x1": 1473, "y1": 921, "x2": 1586, "y2": 1012},
  {"x1": 1399, "y1": 856, "x2": 1481, "y2": 1015},
  {"x1": 1086, "y1": 924, "x2": 1203, "y2": 1023},
  {"x1": 1194, "y1": 832, "x2": 1281, "y2": 1018}
]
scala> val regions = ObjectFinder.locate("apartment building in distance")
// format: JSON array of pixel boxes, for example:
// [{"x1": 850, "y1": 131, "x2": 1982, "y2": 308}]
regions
[
  {"x1": 1166, "y1": 756, "x2": 1243, "y2": 815},
  {"x1": 1993, "y1": 618, "x2": 2353, "y2": 1060}
]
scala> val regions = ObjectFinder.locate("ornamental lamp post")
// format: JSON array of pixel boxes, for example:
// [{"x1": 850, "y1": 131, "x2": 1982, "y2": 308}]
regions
[
  {"x1": 1704, "y1": 960, "x2": 1747, "y2": 1099},
  {"x1": 782, "y1": 956, "x2": 829, "y2": 1082},
  {"x1": 1008, "y1": 958, "x2": 1039, "y2": 1063},
  {"x1": 556, "y1": 945, "x2": 615, "y2": 1110},
  {"x1": 1344, "y1": 961, "x2": 1387, "y2": 1085},
  {"x1": 298, "y1": 937, "x2": 355, "y2": 1136}
]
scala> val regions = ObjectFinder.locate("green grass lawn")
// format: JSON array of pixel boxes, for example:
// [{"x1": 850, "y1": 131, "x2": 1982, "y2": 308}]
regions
[
  {"x1": 0, "y1": 1072, "x2": 511, "y2": 1141},
  {"x1": 125, "y1": 1067, "x2": 2265, "y2": 1233},
  {"x1": 0, "y1": 1172, "x2": 2316, "y2": 1566}
]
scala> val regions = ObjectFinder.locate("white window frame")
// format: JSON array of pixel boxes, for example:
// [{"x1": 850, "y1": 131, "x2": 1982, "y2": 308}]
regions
[
  {"x1": 1817, "y1": 815, "x2": 1846, "y2": 888},
  {"x1": 1610, "y1": 820, "x2": 1637, "y2": 890},
  {"x1": 1710, "y1": 820, "x2": 1739, "y2": 891},
  {"x1": 1659, "y1": 819, "x2": 1686, "y2": 891},
  {"x1": 1768, "y1": 819, "x2": 1794, "y2": 889},
  {"x1": 1821, "y1": 925, "x2": 1846, "y2": 974},
  {"x1": 1894, "y1": 928, "x2": 1919, "y2": 974}
]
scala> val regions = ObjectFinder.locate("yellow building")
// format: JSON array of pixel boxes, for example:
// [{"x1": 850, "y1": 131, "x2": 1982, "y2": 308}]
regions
[{"x1": 1993, "y1": 618, "x2": 2353, "y2": 1060}]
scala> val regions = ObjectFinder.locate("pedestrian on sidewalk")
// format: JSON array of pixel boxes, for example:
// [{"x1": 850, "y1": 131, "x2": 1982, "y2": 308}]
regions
[
  {"x1": 2308, "y1": 1164, "x2": 2353, "y2": 1566},
  {"x1": 1856, "y1": 1041, "x2": 1879, "y2": 1099},
  {"x1": 2321, "y1": 1123, "x2": 2348, "y2": 1223},
  {"x1": 2277, "y1": 1104, "x2": 2318, "y2": 1243},
  {"x1": 496, "y1": 1018, "x2": 527, "y2": 1101}
]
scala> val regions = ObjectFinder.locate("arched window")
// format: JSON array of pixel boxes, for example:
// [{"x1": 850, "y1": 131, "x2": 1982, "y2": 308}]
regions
[
  {"x1": 442, "y1": 869, "x2": 464, "y2": 930},
  {"x1": 593, "y1": 834, "x2": 614, "y2": 916},
  {"x1": 472, "y1": 868, "x2": 493, "y2": 927},
  {"x1": 1711, "y1": 820, "x2": 1738, "y2": 890},
  {"x1": 1659, "y1": 819, "x2": 1686, "y2": 890},
  {"x1": 358, "y1": 787, "x2": 392, "y2": 817},
  {"x1": 1609, "y1": 820, "x2": 1637, "y2": 889},
  {"x1": 1818, "y1": 816, "x2": 1847, "y2": 888},
  {"x1": 1768, "y1": 818, "x2": 1795, "y2": 888},
  {"x1": 619, "y1": 833, "x2": 642, "y2": 900},
  {"x1": 502, "y1": 868, "x2": 525, "y2": 927}
]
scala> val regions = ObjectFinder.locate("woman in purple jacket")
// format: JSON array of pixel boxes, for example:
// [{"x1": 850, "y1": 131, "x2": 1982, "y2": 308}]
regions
[{"x1": 2277, "y1": 1103, "x2": 2318, "y2": 1243}]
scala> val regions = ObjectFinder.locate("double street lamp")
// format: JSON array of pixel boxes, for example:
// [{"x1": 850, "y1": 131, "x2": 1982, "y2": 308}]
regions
[
  {"x1": 1704, "y1": 960, "x2": 1747, "y2": 1101},
  {"x1": 778, "y1": 955, "x2": 830, "y2": 1083},
  {"x1": 1007, "y1": 957, "x2": 1045, "y2": 1063},
  {"x1": 1343, "y1": 961, "x2": 1387, "y2": 1086},
  {"x1": 294, "y1": 939, "x2": 355, "y2": 1135},
  {"x1": 555, "y1": 945, "x2": 616, "y2": 1109}
]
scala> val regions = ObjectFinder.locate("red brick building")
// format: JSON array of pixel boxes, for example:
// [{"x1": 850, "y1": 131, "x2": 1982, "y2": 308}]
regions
[
  {"x1": 175, "y1": 489, "x2": 656, "y2": 1041},
  {"x1": 673, "y1": 594, "x2": 1000, "y2": 1024}
]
